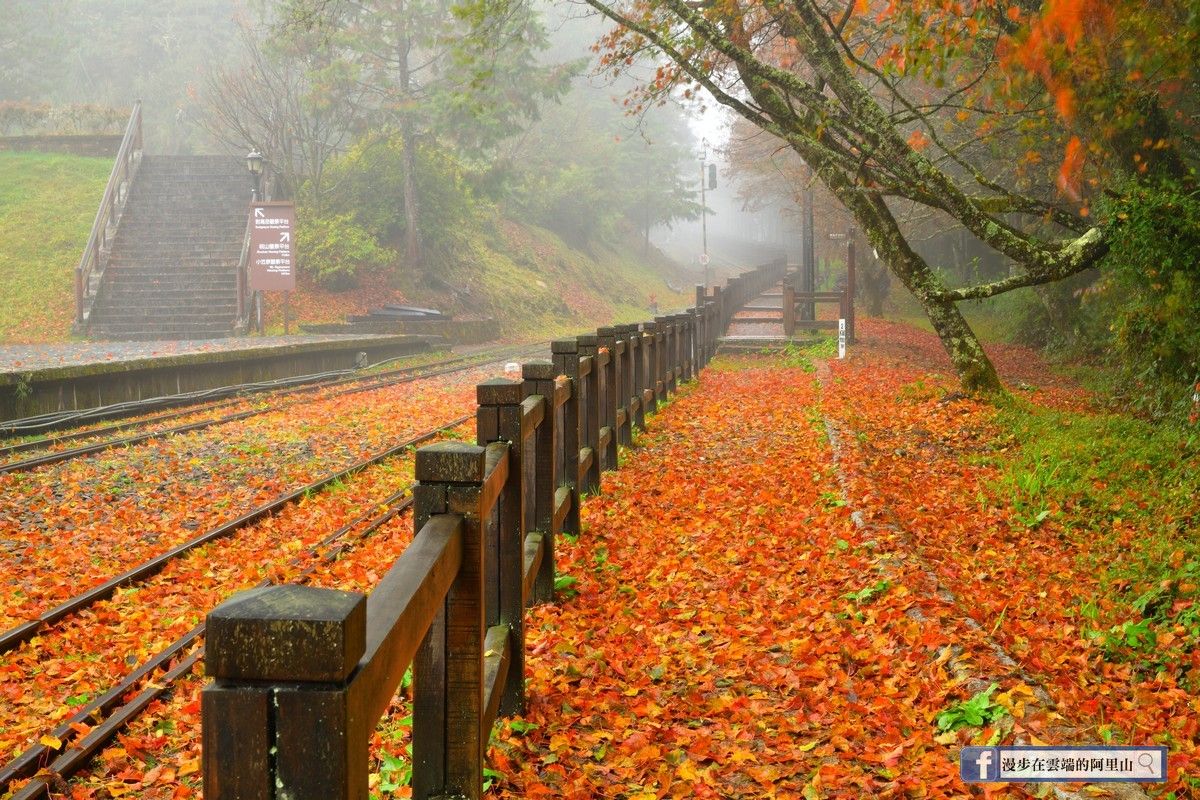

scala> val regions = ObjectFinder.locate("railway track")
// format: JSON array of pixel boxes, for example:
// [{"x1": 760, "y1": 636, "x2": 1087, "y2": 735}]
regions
[
  {"x1": 0, "y1": 338, "x2": 567, "y2": 796},
  {"x1": 0, "y1": 342, "x2": 545, "y2": 475},
  {"x1": 0, "y1": 349, "x2": 519, "y2": 641},
  {"x1": 0, "y1": 340, "x2": 529, "y2": 440},
  {"x1": 1, "y1": 477, "x2": 423, "y2": 799},
  {"x1": 0, "y1": 415, "x2": 472, "y2": 653}
]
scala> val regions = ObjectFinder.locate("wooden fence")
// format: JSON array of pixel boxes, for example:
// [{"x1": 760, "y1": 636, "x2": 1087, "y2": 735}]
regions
[
  {"x1": 732, "y1": 245, "x2": 857, "y2": 343},
  {"x1": 201, "y1": 260, "x2": 785, "y2": 800}
]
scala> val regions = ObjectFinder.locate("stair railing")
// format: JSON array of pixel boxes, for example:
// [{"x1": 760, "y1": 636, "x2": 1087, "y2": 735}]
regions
[
  {"x1": 236, "y1": 211, "x2": 253, "y2": 333},
  {"x1": 74, "y1": 101, "x2": 143, "y2": 331}
]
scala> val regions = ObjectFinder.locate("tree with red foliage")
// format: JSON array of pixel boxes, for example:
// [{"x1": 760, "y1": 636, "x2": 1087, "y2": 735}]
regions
[{"x1": 580, "y1": 0, "x2": 1197, "y2": 392}]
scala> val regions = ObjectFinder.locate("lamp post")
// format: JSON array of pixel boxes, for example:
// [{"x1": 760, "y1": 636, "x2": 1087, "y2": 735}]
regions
[
  {"x1": 700, "y1": 140, "x2": 705, "y2": 291},
  {"x1": 245, "y1": 151, "x2": 265, "y2": 334},
  {"x1": 246, "y1": 150, "x2": 264, "y2": 202}
]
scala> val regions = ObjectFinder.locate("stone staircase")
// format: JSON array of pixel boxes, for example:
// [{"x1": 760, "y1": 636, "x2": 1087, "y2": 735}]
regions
[{"x1": 87, "y1": 155, "x2": 249, "y2": 341}]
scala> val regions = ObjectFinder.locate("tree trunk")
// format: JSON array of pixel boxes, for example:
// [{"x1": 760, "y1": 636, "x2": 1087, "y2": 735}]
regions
[
  {"x1": 397, "y1": 15, "x2": 422, "y2": 269},
  {"x1": 643, "y1": 201, "x2": 650, "y2": 254},
  {"x1": 400, "y1": 126, "x2": 422, "y2": 267},
  {"x1": 921, "y1": 293, "x2": 1004, "y2": 393},
  {"x1": 838, "y1": 188, "x2": 1006, "y2": 395}
]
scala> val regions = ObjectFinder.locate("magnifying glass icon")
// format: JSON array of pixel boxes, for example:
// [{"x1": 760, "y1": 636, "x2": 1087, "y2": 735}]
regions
[{"x1": 1138, "y1": 753, "x2": 1155, "y2": 774}]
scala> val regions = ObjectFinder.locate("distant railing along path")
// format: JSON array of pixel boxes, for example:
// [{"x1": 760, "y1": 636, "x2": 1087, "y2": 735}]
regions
[
  {"x1": 74, "y1": 101, "x2": 143, "y2": 329},
  {"x1": 202, "y1": 260, "x2": 785, "y2": 800}
]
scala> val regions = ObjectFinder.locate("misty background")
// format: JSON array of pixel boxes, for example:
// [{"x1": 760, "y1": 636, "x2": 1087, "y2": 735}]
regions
[{"x1": 0, "y1": 0, "x2": 793, "y2": 289}]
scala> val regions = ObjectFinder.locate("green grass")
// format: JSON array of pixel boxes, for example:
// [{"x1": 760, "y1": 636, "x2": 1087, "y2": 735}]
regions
[
  {"x1": 0, "y1": 152, "x2": 111, "y2": 342},
  {"x1": 991, "y1": 396, "x2": 1200, "y2": 680},
  {"x1": 382, "y1": 220, "x2": 688, "y2": 343}
]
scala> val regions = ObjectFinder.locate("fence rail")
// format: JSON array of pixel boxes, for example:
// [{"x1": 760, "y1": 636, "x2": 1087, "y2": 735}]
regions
[
  {"x1": 74, "y1": 101, "x2": 142, "y2": 330},
  {"x1": 202, "y1": 259, "x2": 786, "y2": 800},
  {"x1": 781, "y1": 245, "x2": 857, "y2": 342}
]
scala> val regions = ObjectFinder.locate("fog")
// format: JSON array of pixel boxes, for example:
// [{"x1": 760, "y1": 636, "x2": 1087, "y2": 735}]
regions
[{"x1": 2, "y1": 0, "x2": 788, "y2": 274}]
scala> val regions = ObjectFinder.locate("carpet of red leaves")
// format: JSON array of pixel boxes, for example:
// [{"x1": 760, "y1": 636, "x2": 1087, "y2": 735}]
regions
[{"x1": 7, "y1": 315, "x2": 1197, "y2": 799}]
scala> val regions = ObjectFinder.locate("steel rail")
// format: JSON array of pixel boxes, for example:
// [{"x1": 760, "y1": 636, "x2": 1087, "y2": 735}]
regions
[
  {"x1": 0, "y1": 415, "x2": 472, "y2": 653},
  {"x1": 0, "y1": 343, "x2": 546, "y2": 475}
]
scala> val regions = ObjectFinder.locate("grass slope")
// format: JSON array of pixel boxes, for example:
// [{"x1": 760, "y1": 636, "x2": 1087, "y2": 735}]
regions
[
  {"x1": 273, "y1": 219, "x2": 691, "y2": 340},
  {"x1": 0, "y1": 152, "x2": 112, "y2": 343},
  {"x1": 0, "y1": 153, "x2": 689, "y2": 343}
]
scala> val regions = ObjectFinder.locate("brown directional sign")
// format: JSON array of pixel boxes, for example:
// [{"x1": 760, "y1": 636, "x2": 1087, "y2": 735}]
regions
[{"x1": 248, "y1": 201, "x2": 296, "y2": 291}]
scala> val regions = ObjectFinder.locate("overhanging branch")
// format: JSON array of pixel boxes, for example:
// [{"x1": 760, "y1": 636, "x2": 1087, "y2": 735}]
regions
[{"x1": 938, "y1": 226, "x2": 1109, "y2": 301}]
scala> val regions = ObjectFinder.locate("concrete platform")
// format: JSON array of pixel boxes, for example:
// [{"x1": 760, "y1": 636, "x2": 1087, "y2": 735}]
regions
[{"x1": 0, "y1": 334, "x2": 441, "y2": 423}]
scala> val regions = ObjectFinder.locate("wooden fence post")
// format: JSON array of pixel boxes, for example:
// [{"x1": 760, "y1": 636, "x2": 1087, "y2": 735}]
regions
[
  {"x1": 672, "y1": 314, "x2": 687, "y2": 383},
  {"x1": 522, "y1": 361, "x2": 558, "y2": 607},
  {"x1": 575, "y1": 334, "x2": 602, "y2": 492},
  {"x1": 712, "y1": 286, "x2": 724, "y2": 341},
  {"x1": 595, "y1": 327, "x2": 619, "y2": 470},
  {"x1": 687, "y1": 312, "x2": 696, "y2": 378},
  {"x1": 710, "y1": 297, "x2": 719, "y2": 361},
  {"x1": 654, "y1": 317, "x2": 672, "y2": 398},
  {"x1": 784, "y1": 281, "x2": 796, "y2": 338},
  {"x1": 643, "y1": 322, "x2": 659, "y2": 415},
  {"x1": 551, "y1": 340, "x2": 582, "y2": 537},
  {"x1": 627, "y1": 324, "x2": 646, "y2": 432},
  {"x1": 666, "y1": 316, "x2": 679, "y2": 392},
  {"x1": 412, "y1": 443, "x2": 489, "y2": 800},
  {"x1": 475, "y1": 379, "x2": 528, "y2": 714},
  {"x1": 667, "y1": 314, "x2": 676, "y2": 388},
  {"x1": 203, "y1": 585, "x2": 368, "y2": 800},
  {"x1": 617, "y1": 323, "x2": 638, "y2": 442}
]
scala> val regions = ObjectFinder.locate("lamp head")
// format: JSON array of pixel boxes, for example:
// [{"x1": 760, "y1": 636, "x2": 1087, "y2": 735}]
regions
[{"x1": 246, "y1": 150, "x2": 265, "y2": 176}]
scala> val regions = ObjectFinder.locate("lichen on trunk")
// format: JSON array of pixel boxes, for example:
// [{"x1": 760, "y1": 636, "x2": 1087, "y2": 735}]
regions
[{"x1": 923, "y1": 294, "x2": 1004, "y2": 394}]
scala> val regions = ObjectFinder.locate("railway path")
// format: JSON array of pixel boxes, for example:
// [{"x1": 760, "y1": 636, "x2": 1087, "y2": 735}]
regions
[{"x1": 3, "y1": 291, "x2": 1195, "y2": 798}]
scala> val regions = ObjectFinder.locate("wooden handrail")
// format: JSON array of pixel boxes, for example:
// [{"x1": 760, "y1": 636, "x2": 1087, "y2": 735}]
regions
[
  {"x1": 74, "y1": 101, "x2": 142, "y2": 327},
  {"x1": 520, "y1": 395, "x2": 544, "y2": 438},
  {"x1": 201, "y1": 258, "x2": 787, "y2": 800},
  {"x1": 353, "y1": 513, "x2": 464, "y2": 723}
]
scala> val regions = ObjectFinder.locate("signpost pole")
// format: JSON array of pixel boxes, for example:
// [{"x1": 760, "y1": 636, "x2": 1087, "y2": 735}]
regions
[{"x1": 284, "y1": 292, "x2": 291, "y2": 336}]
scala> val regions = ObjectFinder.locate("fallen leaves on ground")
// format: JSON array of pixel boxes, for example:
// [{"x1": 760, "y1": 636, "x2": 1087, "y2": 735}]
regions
[
  {"x1": 7, "y1": 313, "x2": 1196, "y2": 799},
  {"x1": 0, "y1": 366, "x2": 501, "y2": 632},
  {"x1": 490, "y1": 362, "x2": 1028, "y2": 798}
]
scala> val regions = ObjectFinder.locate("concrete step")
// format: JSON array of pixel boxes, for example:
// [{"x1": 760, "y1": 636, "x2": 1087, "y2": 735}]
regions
[
  {"x1": 89, "y1": 328, "x2": 238, "y2": 342},
  {"x1": 99, "y1": 288, "x2": 237, "y2": 298},
  {"x1": 716, "y1": 336, "x2": 823, "y2": 353},
  {"x1": 87, "y1": 154, "x2": 255, "y2": 340},
  {"x1": 104, "y1": 265, "x2": 238, "y2": 275},
  {"x1": 92, "y1": 315, "x2": 239, "y2": 326},
  {"x1": 103, "y1": 273, "x2": 239, "y2": 282},
  {"x1": 91, "y1": 314, "x2": 237, "y2": 325},
  {"x1": 109, "y1": 256, "x2": 243, "y2": 263},
  {"x1": 109, "y1": 247, "x2": 243, "y2": 255},
  {"x1": 96, "y1": 289, "x2": 237, "y2": 300},
  {"x1": 91, "y1": 315, "x2": 237, "y2": 327}
]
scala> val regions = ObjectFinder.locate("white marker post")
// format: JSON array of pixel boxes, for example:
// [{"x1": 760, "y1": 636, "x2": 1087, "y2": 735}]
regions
[{"x1": 838, "y1": 318, "x2": 847, "y2": 359}]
